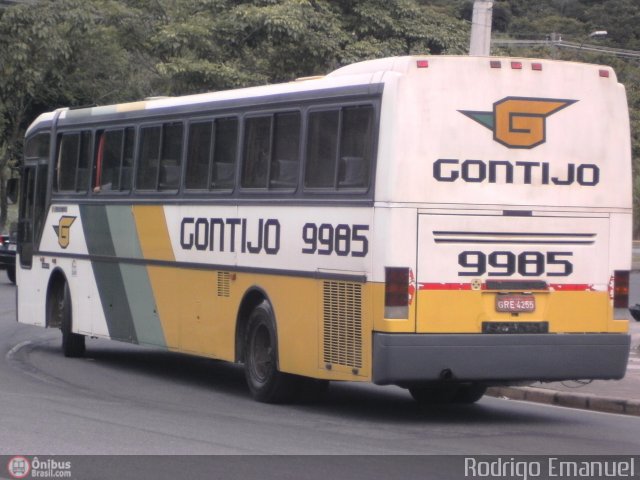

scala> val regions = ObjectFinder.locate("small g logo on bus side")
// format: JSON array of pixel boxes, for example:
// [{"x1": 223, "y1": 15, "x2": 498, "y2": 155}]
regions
[
  {"x1": 460, "y1": 97, "x2": 577, "y2": 149},
  {"x1": 53, "y1": 216, "x2": 76, "y2": 249}
]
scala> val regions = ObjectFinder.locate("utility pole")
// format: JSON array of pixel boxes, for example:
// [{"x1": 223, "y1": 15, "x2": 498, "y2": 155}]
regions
[{"x1": 469, "y1": 0, "x2": 494, "y2": 56}]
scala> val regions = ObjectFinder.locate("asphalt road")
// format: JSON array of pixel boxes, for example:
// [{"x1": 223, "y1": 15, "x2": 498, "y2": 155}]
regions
[{"x1": 1, "y1": 272, "x2": 640, "y2": 477}]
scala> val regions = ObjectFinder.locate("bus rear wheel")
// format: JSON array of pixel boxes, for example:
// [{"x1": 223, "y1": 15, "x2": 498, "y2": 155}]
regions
[
  {"x1": 243, "y1": 301, "x2": 298, "y2": 403},
  {"x1": 408, "y1": 383, "x2": 486, "y2": 405},
  {"x1": 454, "y1": 384, "x2": 487, "y2": 404},
  {"x1": 49, "y1": 280, "x2": 85, "y2": 358}
]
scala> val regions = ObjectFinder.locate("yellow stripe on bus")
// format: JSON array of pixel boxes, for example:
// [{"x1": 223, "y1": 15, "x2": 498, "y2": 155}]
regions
[
  {"x1": 131, "y1": 205, "x2": 179, "y2": 347},
  {"x1": 130, "y1": 205, "x2": 236, "y2": 359},
  {"x1": 132, "y1": 205, "x2": 175, "y2": 262},
  {"x1": 415, "y1": 290, "x2": 617, "y2": 333}
]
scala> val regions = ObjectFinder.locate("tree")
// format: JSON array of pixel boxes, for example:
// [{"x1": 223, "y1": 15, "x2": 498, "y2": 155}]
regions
[
  {"x1": 133, "y1": 0, "x2": 469, "y2": 95},
  {"x1": 0, "y1": 0, "x2": 154, "y2": 231}
]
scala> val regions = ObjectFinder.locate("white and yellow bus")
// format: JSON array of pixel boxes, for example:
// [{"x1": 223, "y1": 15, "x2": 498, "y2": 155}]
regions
[{"x1": 17, "y1": 56, "x2": 632, "y2": 404}]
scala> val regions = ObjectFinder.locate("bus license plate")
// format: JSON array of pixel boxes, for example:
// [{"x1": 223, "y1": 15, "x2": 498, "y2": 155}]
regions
[{"x1": 495, "y1": 295, "x2": 535, "y2": 313}]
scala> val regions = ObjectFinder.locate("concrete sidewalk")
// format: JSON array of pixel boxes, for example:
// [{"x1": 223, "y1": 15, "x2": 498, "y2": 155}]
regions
[{"x1": 486, "y1": 326, "x2": 640, "y2": 416}]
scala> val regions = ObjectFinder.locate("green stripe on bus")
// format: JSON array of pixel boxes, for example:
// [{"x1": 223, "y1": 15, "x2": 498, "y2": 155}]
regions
[
  {"x1": 80, "y1": 204, "x2": 138, "y2": 344},
  {"x1": 106, "y1": 205, "x2": 167, "y2": 347}
]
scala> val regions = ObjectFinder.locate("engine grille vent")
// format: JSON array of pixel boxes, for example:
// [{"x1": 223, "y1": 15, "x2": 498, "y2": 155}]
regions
[
  {"x1": 323, "y1": 281, "x2": 362, "y2": 369},
  {"x1": 217, "y1": 271, "x2": 231, "y2": 297}
]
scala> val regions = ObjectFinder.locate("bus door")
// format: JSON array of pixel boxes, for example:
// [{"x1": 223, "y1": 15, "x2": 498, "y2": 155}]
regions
[{"x1": 18, "y1": 161, "x2": 48, "y2": 269}]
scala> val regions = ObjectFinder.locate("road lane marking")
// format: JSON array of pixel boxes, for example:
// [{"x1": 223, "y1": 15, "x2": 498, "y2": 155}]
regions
[{"x1": 5, "y1": 340, "x2": 33, "y2": 361}]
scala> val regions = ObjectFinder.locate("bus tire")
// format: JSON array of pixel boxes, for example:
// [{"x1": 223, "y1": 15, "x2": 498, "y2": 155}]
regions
[
  {"x1": 409, "y1": 383, "x2": 487, "y2": 405},
  {"x1": 7, "y1": 266, "x2": 15, "y2": 284},
  {"x1": 243, "y1": 301, "x2": 298, "y2": 403},
  {"x1": 408, "y1": 384, "x2": 458, "y2": 405},
  {"x1": 452, "y1": 384, "x2": 487, "y2": 404},
  {"x1": 54, "y1": 281, "x2": 85, "y2": 358}
]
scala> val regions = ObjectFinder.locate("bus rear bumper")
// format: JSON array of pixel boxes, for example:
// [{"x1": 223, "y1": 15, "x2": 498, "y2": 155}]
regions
[{"x1": 372, "y1": 333, "x2": 631, "y2": 385}]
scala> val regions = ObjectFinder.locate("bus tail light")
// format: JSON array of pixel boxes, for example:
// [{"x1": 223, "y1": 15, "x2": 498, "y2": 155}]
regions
[
  {"x1": 613, "y1": 270, "x2": 630, "y2": 308},
  {"x1": 385, "y1": 267, "x2": 409, "y2": 318}
]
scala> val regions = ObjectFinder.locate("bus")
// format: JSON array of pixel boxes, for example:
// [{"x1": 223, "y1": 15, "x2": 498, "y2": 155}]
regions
[{"x1": 17, "y1": 55, "x2": 632, "y2": 404}]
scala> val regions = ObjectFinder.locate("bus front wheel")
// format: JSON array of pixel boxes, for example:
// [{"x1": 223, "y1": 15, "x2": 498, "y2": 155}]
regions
[
  {"x1": 243, "y1": 301, "x2": 298, "y2": 403},
  {"x1": 50, "y1": 281, "x2": 85, "y2": 358}
]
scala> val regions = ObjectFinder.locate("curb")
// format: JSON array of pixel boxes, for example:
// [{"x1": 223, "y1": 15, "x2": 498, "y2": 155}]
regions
[{"x1": 486, "y1": 386, "x2": 640, "y2": 416}]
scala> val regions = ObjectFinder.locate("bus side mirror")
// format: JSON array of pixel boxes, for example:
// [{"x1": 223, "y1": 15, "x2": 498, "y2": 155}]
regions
[{"x1": 7, "y1": 178, "x2": 18, "y2": 205}]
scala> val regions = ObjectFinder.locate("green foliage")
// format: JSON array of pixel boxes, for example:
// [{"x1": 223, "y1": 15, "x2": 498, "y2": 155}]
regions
[
  {"x1": 0, "y1": 0, "x2": 152, "y2": 146},
  {"x1": 0, "y1": 0, "x2": 154, "y2": 229},
  {"x1": 134, "y1": 0, "x2": 469, "y2": 94},
  {"x1": 0, "y1": 0, "x2": 470, "y2": 105}
]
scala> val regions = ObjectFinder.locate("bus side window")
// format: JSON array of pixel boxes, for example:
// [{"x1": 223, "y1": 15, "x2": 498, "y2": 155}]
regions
[
  {"x1": 25, "y1": 132, "x2": 50, "y2": 160},
  {"x1": 55, "y1": 131, "x2": 91, "y2": 193},
  {"x1": 93, "y1": 128, "x2": 134, "y2": 193},
  {"x1": 121, "y1": 128, "x2": 135, "y2": 191},
  {"x1": 57, "y1": 134, "x2": 80, "y2": 192},
  {"x1": 96, "y1": 130, "x2": 121, "y2": 192},
  {"x1": 242, "y1": 116, "x2": 271, "y2": 188},
  {"x1": 242, "y1": 113, "x2": 299, "y2": 190},
  {"x1": 304, "y1": 105, "x2": 373, "y2": 190},
  {"x1": 77, "y1": 132, "x2": 92, "y2": 192},
  {"x1": 212, "y1": 117, "x2": 237, "y2": 190},
  {"x1": 158, "y1": 122, "x2": 183, "y2": 191},
  {"x1": 338, "y1": 105, "x2": 373, "y2": 188},
  {"x1": 137, "y1": 126, "x2": 161, "y2": 190},
  {"x1": 270, "y1": 112, "x2": 300, "y2": 189},
  {"x1": 186, "y1": 117, "x2": 238, "y2": 192},
  {"x1": 186, "y1": 121, "x2": 213, "y2": 190},
  {"x1": 305, "y1": 110, "x2": 339, "y2": 189}
]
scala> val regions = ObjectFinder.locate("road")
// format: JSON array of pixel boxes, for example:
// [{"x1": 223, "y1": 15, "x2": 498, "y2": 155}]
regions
[{"x1": 0, "y1": 273, "x2": 639, "y2": 466}]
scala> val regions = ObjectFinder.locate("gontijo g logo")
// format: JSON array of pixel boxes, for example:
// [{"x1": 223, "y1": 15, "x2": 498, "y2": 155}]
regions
[
  {"x1": 53, "y1": 216, "x2": 76, "y2": 249},
  {"x1": 459, "y1": 97, "x2": 577, "y2": 149}
]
